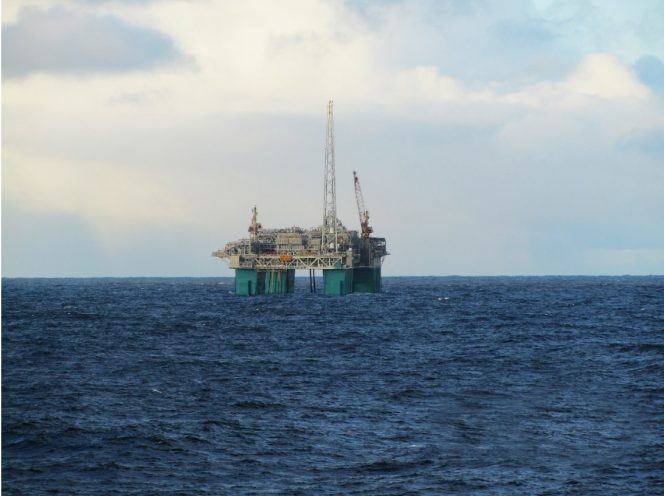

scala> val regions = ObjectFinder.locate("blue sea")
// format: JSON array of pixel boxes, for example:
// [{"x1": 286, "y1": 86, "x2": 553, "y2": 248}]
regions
[{"x1": 2, "y1": 276, "x2": 663, "y2": 495}]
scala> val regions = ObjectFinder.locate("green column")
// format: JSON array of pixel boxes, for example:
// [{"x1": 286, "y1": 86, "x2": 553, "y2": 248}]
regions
[
  {"x1": 323, "y1": 269, "x2": 353, "y2": 295},
  {"x1": 352, "y1": 267, "x2": 382, "y2": 293},
  {"x1": 264, "y1": 269, "x2": 295, "y2": 294},
  {"x1": 235, "y1": 269, "x2": 258, "y2": 296},
  {"x1": 286, "y1": 269, "x2": 295, "y2": 293},
  {"x1": 236, "y1": 269, "x2": 296, "y2": 295}
]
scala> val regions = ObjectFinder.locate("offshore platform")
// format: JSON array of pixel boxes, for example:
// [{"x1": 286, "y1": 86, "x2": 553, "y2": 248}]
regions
[{"x1": 213, "y1": 101, "x2": 388, "y2": 296}]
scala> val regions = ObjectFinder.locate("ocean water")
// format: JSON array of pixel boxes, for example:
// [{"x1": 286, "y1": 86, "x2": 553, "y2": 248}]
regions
[{"x1": 2, "y1": 276, "x2": 663, "y2": 495}]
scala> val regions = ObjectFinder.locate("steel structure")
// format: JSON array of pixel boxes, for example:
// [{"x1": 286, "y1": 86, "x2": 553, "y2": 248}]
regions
[
  {"x1": 213, "y1": 100, "x2": 388, "y2": 295},
  {"x1": 322, "y1": 100, "x2": 338, "y2": 253},
  {"x1": 213, "y1": 251, "x2": 345, "y2": 271}
]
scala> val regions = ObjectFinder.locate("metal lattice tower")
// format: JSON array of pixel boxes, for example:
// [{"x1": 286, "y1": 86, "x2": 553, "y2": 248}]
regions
[{"x1": 322, "y1": 100, "x2": 338, "y2": 252}]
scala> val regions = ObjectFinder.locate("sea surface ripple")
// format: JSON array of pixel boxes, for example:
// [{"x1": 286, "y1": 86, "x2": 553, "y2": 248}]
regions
[{"x1": 3, "y1": 276, "x2": 663, "y2": 495}]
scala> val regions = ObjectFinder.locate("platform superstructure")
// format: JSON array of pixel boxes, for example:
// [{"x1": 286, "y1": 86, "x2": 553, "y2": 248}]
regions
[{"x1": 213, "y1": 101, "x2": 388, "y2": 295}]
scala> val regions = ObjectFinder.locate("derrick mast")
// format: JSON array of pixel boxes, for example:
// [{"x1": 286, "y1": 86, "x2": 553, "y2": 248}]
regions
[{"x1": 322, "y1": 100, "x2": 338, "y2": 252}]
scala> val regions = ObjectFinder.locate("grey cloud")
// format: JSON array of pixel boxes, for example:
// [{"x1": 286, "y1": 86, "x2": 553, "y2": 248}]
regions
[
  {"x1": 2, "y1": 6, "x2": 183, "y2": 78},
  {"x1": 346, "y1": 0, "x2": 569, "y2": 86},
  {"x1": 634, "y1": 55, "x2": 664, "y2": 93}
]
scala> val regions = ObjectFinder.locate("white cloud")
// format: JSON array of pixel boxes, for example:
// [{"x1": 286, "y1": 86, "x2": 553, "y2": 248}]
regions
[
  {"x1": 1, "y1": 2, "x2": 653, "y2": 117},
  {"x1": 562, "y1": 53, "x2": 650, "y2": 100},
  {"x1": 2, "y1": 149, "x2": 190, "y2": 242}
]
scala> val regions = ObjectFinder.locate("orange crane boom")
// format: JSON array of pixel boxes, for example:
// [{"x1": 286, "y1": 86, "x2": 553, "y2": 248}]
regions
[{"x1": 353, "y1": 171, "x2": 373, "y2": 237}]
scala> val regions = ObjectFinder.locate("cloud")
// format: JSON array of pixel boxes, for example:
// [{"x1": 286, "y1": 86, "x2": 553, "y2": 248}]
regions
[
  {"x1": 561, "y1": 53, "x2": 650, "y2": 100},
  {"x1": 370, "y1": 53, "x2": 650, "y2": 116},
  {"x1": 347, "y1": 0, "x2": 567, "y2": 85},
  {"x1": 2, "y1": 149, "x2": 190, "y2": 242},
  {"x1": 2, "y1": 5, "x2": 184, "y2": 78}
]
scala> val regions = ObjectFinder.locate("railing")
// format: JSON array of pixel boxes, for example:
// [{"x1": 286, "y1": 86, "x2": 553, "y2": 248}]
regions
[{"x1": 214, "y1": 252, "x2": 345, "y2": 270}]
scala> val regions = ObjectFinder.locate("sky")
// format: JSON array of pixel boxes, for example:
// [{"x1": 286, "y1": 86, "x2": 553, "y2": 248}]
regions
[{"x1": 2, "y1": 0, "x2": 664, "y2": 277}]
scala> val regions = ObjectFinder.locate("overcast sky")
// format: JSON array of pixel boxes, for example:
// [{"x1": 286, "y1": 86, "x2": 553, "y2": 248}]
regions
[{"x1": 2, "y1": 0, "x2": 664, "y2": 276}]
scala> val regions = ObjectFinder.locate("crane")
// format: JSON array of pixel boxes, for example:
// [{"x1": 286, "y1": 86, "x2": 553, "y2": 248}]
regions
[
  {"x1": 353, "y1": 171, "x2": 373, "y2": 238},
  {"x1": 248, "y1": 205, "x2": 262, "y2": 239}
]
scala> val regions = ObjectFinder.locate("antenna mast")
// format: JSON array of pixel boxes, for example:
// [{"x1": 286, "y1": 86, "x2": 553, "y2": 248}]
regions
[{"x1": 322, "y1": 100, "x2": 338, "y2": 252}]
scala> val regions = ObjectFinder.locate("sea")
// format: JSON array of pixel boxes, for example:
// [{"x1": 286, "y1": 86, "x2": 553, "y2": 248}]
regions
[{"x1": 2, "y1": 276, "x2": 663, "y2": 495}]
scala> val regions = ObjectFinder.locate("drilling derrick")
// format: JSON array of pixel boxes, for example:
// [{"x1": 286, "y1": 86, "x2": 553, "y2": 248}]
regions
[
  {"x1": 212, "y1": 100, "x2": 388, "y2": 296},
  {"x1": 322, "y1": 100, "x2": 338, "y2": 253}
]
